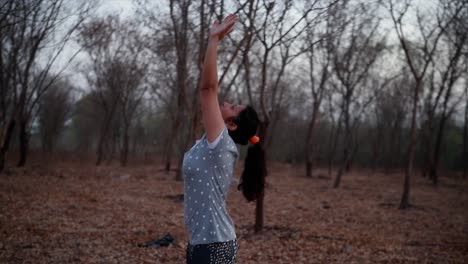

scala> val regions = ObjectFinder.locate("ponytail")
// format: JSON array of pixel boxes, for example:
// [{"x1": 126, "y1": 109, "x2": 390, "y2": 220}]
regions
[
  {"x1": 226, "y1": 105, "x2": 265, "y2": 201},
  {"x1": 237, "y1": 143, "x2": 266, "y2": 202}
]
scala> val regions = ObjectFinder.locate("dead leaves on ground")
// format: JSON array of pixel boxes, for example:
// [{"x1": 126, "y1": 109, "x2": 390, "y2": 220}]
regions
[{"x1": 0, "y1": 162, "x2": 467, "y2": 263}]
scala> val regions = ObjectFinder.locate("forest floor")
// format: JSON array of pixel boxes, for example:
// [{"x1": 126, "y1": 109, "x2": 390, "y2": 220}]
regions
[{"x1": 0, "y1": 158, "x2": 467, "y2": 263}]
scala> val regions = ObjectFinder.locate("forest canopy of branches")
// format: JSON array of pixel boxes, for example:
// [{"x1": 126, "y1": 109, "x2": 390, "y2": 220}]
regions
[{"x1": 1, "y1": 0, "x2": 467, "y2": 203}]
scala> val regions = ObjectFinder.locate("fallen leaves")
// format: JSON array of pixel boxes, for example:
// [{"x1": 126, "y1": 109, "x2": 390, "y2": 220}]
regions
[{"x1": 0, "y1": 161, "x2": 467, "y2": 263}]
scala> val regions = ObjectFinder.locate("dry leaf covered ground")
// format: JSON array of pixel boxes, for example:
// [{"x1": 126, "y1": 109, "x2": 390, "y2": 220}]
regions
[{"x1": 0, "y1": 159, "x2": 467, "y2": 263}]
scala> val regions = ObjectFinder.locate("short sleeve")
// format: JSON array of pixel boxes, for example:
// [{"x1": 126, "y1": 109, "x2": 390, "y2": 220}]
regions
[
  {"x1": 206, "y1": 129, "x2": 224, "y2": 149},
  {"x1": 205, "y1": 127, "x2": 238, "y2": 157}
]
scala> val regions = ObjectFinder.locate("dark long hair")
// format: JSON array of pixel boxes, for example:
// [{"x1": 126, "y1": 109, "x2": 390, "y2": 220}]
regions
[{"x1": 228, "y1": 106, "x2": 266, "y2": 202}]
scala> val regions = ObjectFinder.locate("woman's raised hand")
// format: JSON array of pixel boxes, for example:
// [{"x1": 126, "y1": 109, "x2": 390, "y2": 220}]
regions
[{"x1": 210, "y1": 14, "x2": 238, "y2": 41}]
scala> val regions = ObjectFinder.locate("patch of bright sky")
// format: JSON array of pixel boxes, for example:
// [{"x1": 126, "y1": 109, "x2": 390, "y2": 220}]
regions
[
  {"x1": 58, "y1": 0, "x2": 137, "y2": 94},
  {"x1": 61, "y1": 0, "x2": 456, "y2": 99},
  {"x1": 98, "y1": 0, "x2": 135, "y2": 17}
]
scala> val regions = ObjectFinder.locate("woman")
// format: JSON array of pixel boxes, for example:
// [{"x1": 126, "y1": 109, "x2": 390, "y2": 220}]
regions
[{"x1": 183, "y1": 14, "x2": 265, "y2": 263}]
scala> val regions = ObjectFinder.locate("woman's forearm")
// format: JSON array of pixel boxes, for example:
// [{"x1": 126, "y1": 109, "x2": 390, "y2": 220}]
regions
[{"x1": 200, "y1": 36, "x2": 219, "y2": 92}]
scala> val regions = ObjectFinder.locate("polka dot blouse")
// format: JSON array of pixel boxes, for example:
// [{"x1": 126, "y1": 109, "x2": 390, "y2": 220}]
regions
[{"x1": 183, "y1": 127, "x2": 239, "y2": 245}]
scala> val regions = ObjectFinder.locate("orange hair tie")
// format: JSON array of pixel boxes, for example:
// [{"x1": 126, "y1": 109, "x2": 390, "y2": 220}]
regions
[{"x1": 249, "y1": 135, "x2": 260, "y2": 145}]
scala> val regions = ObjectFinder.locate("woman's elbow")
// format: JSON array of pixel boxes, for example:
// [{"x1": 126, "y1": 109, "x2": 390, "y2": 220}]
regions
[{"x1": 200, "y1": 83, "x2": 217, "y2": 92}]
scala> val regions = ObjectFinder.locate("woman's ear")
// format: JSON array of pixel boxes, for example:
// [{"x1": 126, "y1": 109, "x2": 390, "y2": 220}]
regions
[{"x1": 226, "y1": 120, "x2": 238, "y2": 131}]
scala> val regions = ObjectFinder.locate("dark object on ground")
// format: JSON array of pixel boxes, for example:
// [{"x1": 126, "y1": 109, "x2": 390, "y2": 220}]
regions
[
  {"x1": 316, "y1": 174, "x2": 330, "y2": 180},
  {"x1": 320, "y1": 201, "x2": 331, "y2": 209},
  {"x1": 138, "y1": 234, "x2": 175, "y2": 248},
  {"x1": 378, "y1": 202, "x2": 395, "y2": 208},
  {"x1": 164, "y1": 194, "x2": 184, "y2": 203}
]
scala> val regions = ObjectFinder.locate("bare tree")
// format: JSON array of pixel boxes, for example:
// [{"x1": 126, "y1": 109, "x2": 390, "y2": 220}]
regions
[
  {"x1": 167, "y1": 0, "x2": 193, "y2": 180},
  {"x1": 426, "y1": 0, "x2": 468, "y2": 185},
  {"x1": 371, "y1": 73, "x2": 410, "y2": 172},
  {"x1": 72, "y1": 93, "x2": 100, "y2": 156},
  {"x1": 0, "y1": 0, "x2": 91, "y2": 172},
  {"x1": 329, "y1": 1, "x2": 385, "y2": 188},
  {"x1": 387, "y1": 0, "x2": 447, "y2": 209},
  {"x1": 464, "y1": 82, "x2": 468, "y2": 179},
  {"x1": 303, "y1": 9, "x2": 334, "y2": 178},
  {"x1": 38, "y1": 78, "x2": 73, "y2": 153},
  {"x1": 78, "y1": 15, "x2": 124, "y2": 166},
  {"x1": 237, "y1": 0, "x2": 322, "y2": 232},
  {"x1": 78, "y1": 15, "x2": 148, "y2": 167},
  {"x1": 113, "y1": 57, "x2": 148, "y2": 167},
  {"x1": 116, "y1": 24, "x2": 149, "y2": 167}
]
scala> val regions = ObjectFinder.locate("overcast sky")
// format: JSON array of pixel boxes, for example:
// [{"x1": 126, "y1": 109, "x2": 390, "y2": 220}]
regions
[{"x1": 99, "y1": 0, "x2": 134, "y2": 16}]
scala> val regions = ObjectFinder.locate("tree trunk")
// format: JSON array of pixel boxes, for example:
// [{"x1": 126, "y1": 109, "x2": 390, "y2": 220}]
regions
[
  {"x1": 108, "y1": 130, "x2": 119, "y2": 165},
  {"x1": 96, "y1": 123, "x2": 108, "y2": 166},
  {"x1": 400, "y1": 81, "x2": 421, "y2": 210},
  {"x1": 254, "y1": 120, "x2": 268, "y2": 233},
  {"x1": 327, "y1": 114, "x2": 342, "y2": 176},
  {"x1": 164, "y1": 118, "x2": 178, "y2": 172},
  {"x1": 430, "y1": 83, "x2": 456, "y2": 185},
  {"x1": 429, "y1": 115, "x2": 447, "y2": 185},
  {"x1": 169, "y1": 0, "x2": 190, "y2": 179},
  {"x1": 463, "y1": 92, "x2": 467, "y2": 179},
  {"x1": 0, "y1": 119, "x2": 16, "y2": 173},
  {"x1": 333, "y1": 145, "x2": 351, "y2": 188},
  {"x1": 347, "y1": 140, "x2": 359, "y2": 172},
  {"x1": 120, "y1": 126, "x2": 129, "y2": 167},
  {"x1": 305, "y1": 103, "x2": 319, "y2": 178},
  {"x1": 17, "y1": 118, "x2": 29, "y2": 167},
  {"x1": 254, "y1": 191, "x2": 264, "y2": 233},
  {"x1": 334, "y1": 100, "x2": 350, "y2": 188},
  {"x1": 371, "y1": 124, "x2": 383, "y2": 173},
  {"x1": 174, "y1": 108, "x2": 187, "y2": 181},
  {"x1": 421, "y1": 119, "x2": 434, "y2": 178},
  {"x1": 132, "y1": 130, "x2": 138, "y2": 155}
]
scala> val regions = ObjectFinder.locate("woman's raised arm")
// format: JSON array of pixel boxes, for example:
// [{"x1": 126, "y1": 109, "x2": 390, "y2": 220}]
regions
[{"x1": 199, "y1": 14, "x2": 238, "y2": 143}]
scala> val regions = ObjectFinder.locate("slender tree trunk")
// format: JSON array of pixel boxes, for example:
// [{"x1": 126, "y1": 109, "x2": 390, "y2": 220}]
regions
[
  {"x1": 400, "y1": 81, "x2": 421, "y2": 209},
  {"x1": 395, "y1": 124, "x2": 403, "y2": 169},
  {"x1": 463, "y1": 92, "x2": 467, "y2": 179},
  {"x1": 17, "y1": 118, "x2": 29, "y2": 167},
  {"x1": 174, "y1": 108, "x2": 186, "y2": 181},
  {"x1": 347, "y1": 139, "x2": 359, "y2": 172},
  {"x1": 328, "y1": 114, "x2": 342, "y2": 176},
  {"x1": 255, "y1": 191, "x2": 264, "y2": 232},
  {"x1": 371, "y1": 124, "x2": 383, "y2": 173},
  {"x1": 174, "y1": 81, "x2": 188, "y2": 182},
  {"x1": 96, "y1": 120, "x2": 110, "y2": 166},
  {"x1": 388, "y1": 122, "x2": 399, "y2": 170},
  {"x1": 120, "y1": 125, "x2": 129, "y2": 167},
  {"x1": 255, "y1": 121, "x2": 268, "y2": 233},
  {"x1": 430, "y1": 83, "x2": 456, "y2": 185},
  {"x1": 176, "y1": 124, "x2": 190, "y2": 182},
  {"x1": 132, "y1": 130, "x2": 138, "y2": 155},
  {"x1": 0, "y1": 119, "x2": 16, "y2": 173},
  {"x1": 371, "y1": 138, "x2": 378, "y2": 173},
  {"x1": 305, "y1": 103, "x2": 319, "y2": 178},
  {"x1": 169, "y1": 0, "x2": 190, "y2": 180},
  {"x1": 96, "y1": 133, "x2": 105, "y2": 166},
  {"x1": 421, "y1": 119, "x2": 434, "y2": 178},
  {"x1": 164, "y1": 117, "x2": 178, "y2": 172},
  {"x1": 334, "y1": 100, "x2": 350, "y2": 188},
  {"x1": 334, "y1": 145, "x2": 351, "y2": 188},
  {"x1": 106, "y1": 131, "x2": 117, "y2": 165},
  {"x1": 430, "y1": 115, "x2": 447, "y2": 185}
]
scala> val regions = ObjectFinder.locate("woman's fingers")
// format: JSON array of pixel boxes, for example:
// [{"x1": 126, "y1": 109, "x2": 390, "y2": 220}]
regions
[
  {"x1": 222, "y1": 16, "x2": 237, "y2": 31},
  {"x1": 222, "y1": 14, "x2": 238, "y2": 25},
  {"x1": 211, "y1": 14, "x2": 238, "y2": 39},
  {"x1": 224, "y1": 14, "x2": 237, "y2": 21},
  {"x1": 220, "y1": 21, "x2": 237, "y2": 39}
]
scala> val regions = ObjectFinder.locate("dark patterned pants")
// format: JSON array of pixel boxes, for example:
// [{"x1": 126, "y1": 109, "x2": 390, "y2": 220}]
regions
[{"x1": 186, "y1": 239, "x2": 237, "y2": 264}]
